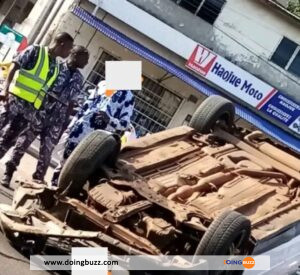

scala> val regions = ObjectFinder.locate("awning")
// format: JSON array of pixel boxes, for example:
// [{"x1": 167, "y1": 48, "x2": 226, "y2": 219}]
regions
[{"x1": 72, "y1": 6, "x2": 300, "y2": 153}]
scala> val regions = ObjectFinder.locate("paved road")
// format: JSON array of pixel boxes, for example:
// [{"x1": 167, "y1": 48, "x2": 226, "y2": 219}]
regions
[
  {"x1": 0, "y1": 152, "x2": 54, "y2": 275},
  {"x1": 28, "y1": 138, "x2": 60, "y2": 167}
]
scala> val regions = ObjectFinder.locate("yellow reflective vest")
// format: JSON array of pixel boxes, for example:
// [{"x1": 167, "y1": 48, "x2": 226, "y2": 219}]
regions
[{"x1": 10, "y1": 47, "x2": 59, "y2": 110}]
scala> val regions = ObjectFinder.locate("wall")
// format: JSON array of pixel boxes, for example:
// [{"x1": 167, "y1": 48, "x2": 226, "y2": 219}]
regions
[
  {"x1": 14, "y1": 0, "x2": 52, "y2": 41},
  {"x1": 39, "y1": 0, "x2": 77, "y2": 45},
  {"x1": 276, "y1": 0, "x2": 290, "y2": 8},
  {"x1": 0, "y1": 0, "x2": 37, "y2": 27},
  {"x1": 0, "y1": 0, "x2": 18, "y2": 24},
  {"x1": 215, "y1": 0, "x2": 300, "y2": 93},
  {"x1": 45, "y1": 2, "x2": 204, "y2": 128},
  {"x1": 128, "y1": 0, "x2": 300, "y2": 102}
]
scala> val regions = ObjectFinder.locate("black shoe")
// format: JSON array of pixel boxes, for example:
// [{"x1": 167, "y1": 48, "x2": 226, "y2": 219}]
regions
[
  {"x1": 1, "y1": 174, "x2": 11, "y2": 188},
  {"x1": 2, "y1": 162, "x2": 16, "y2": 188}
]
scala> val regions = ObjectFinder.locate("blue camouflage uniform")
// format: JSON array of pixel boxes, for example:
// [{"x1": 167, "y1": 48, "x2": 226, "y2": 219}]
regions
[
  {"x1": 51, "y1": 80, "x2": 135, "y2": 186},
  {"x1": 4, "y1": 61, "x2": 84, "y2": 182},
  {"x1": 0, "y1": 46, "x2": 57, "y2": 165}
]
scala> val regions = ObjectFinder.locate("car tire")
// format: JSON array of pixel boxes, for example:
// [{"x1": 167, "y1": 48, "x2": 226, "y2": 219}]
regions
[
  {"x1": 189, "y1": 95, "x2": 235, "y2": 134},
  {"x1": 58, "y1": 130, "x2": 119, "y2": 196},
  {"x1": 194, "y1": 210, "x2": 251, "y2": 256}
]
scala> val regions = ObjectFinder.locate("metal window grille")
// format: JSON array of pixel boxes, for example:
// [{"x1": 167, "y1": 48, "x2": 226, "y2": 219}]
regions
[
  {"x1": 84, "y1": 51, "x2": 117, "y2": 90},
  {"x1": 84, "y1": 51, "x2": 183, "y2": 137},
  {"x1": 171, "y1": 0, "x2": 226, "y2": 24}
]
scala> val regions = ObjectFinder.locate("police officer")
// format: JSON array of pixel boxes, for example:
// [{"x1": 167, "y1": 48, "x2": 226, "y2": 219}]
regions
[
  {"x1": 1, "y1": 46, "x2": 89, "y2": 186},
  {"x1": 0, "y1": 32, "x2": 74, "y2": 187}
]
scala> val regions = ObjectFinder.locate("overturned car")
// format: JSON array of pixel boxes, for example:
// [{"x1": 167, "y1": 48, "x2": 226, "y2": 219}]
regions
[{"x1": 0, "y1": 95, "x2": 300, "y2": 269}]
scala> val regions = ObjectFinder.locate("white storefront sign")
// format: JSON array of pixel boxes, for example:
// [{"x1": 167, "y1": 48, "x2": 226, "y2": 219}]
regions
[{"x1": 186, "y1": 44, "x2": 276, "y2": 108}]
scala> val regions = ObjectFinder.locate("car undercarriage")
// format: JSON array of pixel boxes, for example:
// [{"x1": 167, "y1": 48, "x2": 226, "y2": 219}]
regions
[{"x1": 0, "y1": 96, "x2": 299, "y2": 273}]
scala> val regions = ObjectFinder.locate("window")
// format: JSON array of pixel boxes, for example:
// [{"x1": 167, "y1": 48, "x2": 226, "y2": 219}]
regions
[
  {"x1": 176, "y1": 0, "x2": 201, "y2": 13},
  {"x1": 288, "y1": 51, "x2": 300, "y2": 77},
  {"x1": 85, "y1": 51, "x2": 183, "y2": 137},
  {"x1": 84, "y1": 51, "x2": 116, "y2": 91},
  {"x1": 171, "y1": 0, "x2": 226, "y2": 24},
  {"x1": 133, "y1": 78, "x2": 182, "y2": 137},
  {"x1": 271, "y1": 37, "x2": 300, "y2": 78}
]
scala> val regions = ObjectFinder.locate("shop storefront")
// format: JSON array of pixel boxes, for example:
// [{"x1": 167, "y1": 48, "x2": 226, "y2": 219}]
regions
[
  {"x1": 70, "y1": 5, "x2": 299, "y2": 152},
  {"x1": 39, "y1": 1, "x2": 299, "y2": 152},
  {"x1": 84, "y1": 51, "x2": 184, "y2": 137}
]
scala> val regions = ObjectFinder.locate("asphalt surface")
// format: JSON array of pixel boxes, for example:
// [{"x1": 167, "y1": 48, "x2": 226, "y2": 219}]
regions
[
  {"x1": 0, "y1": 232, "x2": 51, "y2": 275},
  {"x1": 28, "y1": 139, "x2": 60, "y2": 167},
  {"x1": 0, "y1": 152, "x2": 54, "y2": 275}
]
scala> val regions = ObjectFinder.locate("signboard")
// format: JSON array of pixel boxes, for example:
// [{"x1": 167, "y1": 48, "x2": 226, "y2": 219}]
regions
[
  {"x1": 260, "y1": 92, "x2": 300, "y2": 135},
  {"x1": 0, "y1": 24, "x2": 27, "y2": 60},
  {"x1": 186, "y1": 44, "x2": 300, "y2": 136}
]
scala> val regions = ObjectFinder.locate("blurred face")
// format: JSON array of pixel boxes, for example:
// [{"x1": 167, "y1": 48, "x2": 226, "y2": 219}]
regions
[
  {"x1": 57, "y1": 40, "x2": 73, "y2": 59},
  {"x1": 75, "y1": 52, "x2": 89, "y2": 69}
]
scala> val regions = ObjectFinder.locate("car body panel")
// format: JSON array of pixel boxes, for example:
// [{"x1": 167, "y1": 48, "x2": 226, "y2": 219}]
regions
[{"x1": 0, "y1": 126, "x2": 299, "y2": 258}]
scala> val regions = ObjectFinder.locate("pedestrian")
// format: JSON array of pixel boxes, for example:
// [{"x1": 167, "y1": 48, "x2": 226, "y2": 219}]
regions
[
  {"x1": 51, "y1": 80, "x2": 135, "y2": 187},
  {"x1": 0, "y1": 62, "x2": 11, "y2": 128},
  {"x1": 0, "y1": 32, "x2": 74, "y2": 187},
  {"x1": 0, "y1": 46, "x2": 89, "y2": 187}
]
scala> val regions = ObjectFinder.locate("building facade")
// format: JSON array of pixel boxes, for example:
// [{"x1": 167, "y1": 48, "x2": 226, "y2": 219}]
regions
[
  {"x1": 1, "y1": 0, "x2": 300, "y2": 148},
  {"x1": 0, "y1": 0, "x2": 37, "y2": 28},
  {"x1": 129, "y1": 0, "x2": 300, "y2": 101}
]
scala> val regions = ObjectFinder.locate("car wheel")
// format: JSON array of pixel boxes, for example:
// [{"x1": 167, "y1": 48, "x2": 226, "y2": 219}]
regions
[
  {"x1": 58, "y1": 130, "x2": 119, "y2": 196},
  {"x1": 195, "y1": 210, "x2": 251, "y2": 256},
  {"x1": 189, "y1": 95, "x2": 235, "y2": 134}
]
